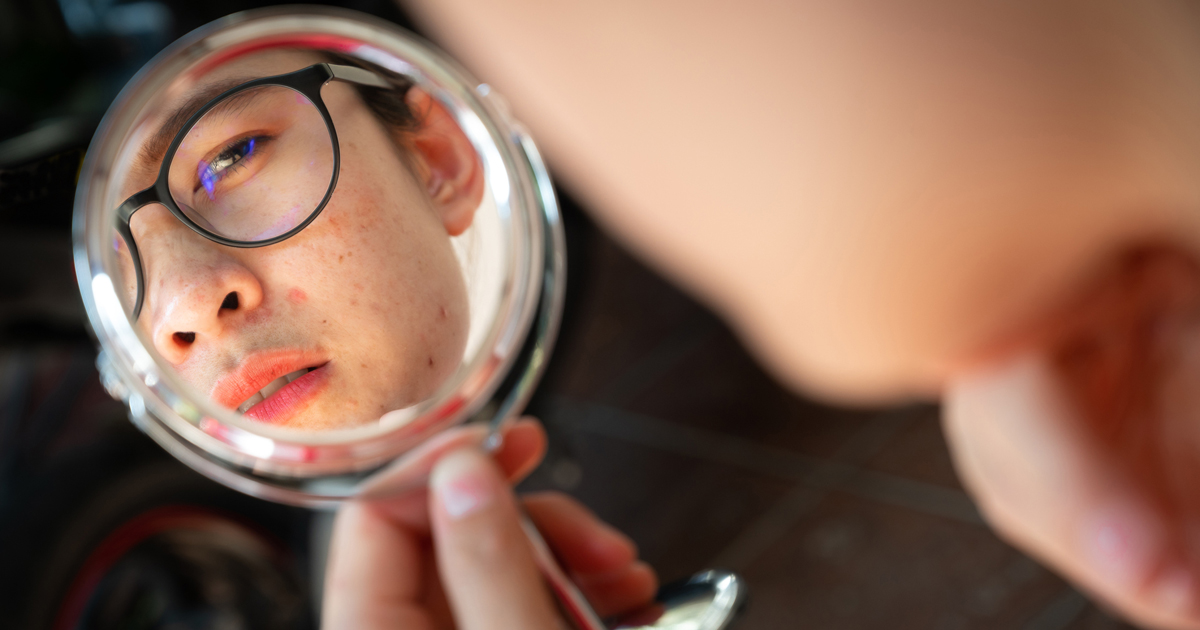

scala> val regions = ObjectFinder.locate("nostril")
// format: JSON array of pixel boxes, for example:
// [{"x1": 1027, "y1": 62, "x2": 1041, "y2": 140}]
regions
[
  {"x1": 173, "y1": 332, "x2": 196, "y2": 345},
  {"x1": 221, "y1": 292, "x2": 239, "y2": 311}
]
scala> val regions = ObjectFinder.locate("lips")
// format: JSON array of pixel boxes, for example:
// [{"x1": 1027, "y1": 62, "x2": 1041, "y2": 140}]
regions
[
  {"x1": 236, "y1": 367, "x2": 313, "y2": 413},
  {"x1": 210, "y1": 349, "x2": 330, "y2": 425}
]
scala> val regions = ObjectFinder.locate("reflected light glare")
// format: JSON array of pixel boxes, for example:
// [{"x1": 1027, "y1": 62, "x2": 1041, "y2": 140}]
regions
[
  {"x1": 460, "y1": 113, "x2": 509, "y2": 207},
  {"x1": 92, "y1": 272, "x2": 156, "y2": 375},
  {"x1": 201, "y1": 417, "x2": 276, "y2": 459},
  {"x1": 232, "y1": 430, "x2": 276, "y2": 459},
  {"x1": 91, "y1": 273, "x2": 122, "y2": 320}
]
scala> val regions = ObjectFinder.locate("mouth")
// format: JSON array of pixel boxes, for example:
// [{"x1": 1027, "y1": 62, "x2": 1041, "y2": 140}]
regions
[
  {"x1": 236, "y1": 366, "x2": 319, "y2": 413},
  {"x1": 211, "y1": 350, "x2": 330, "y2": 425}
]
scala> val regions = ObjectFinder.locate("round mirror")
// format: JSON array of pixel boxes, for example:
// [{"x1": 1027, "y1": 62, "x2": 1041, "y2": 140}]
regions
[{"x1": 73, "y1": 6, "x2": 564, "y2": 507}]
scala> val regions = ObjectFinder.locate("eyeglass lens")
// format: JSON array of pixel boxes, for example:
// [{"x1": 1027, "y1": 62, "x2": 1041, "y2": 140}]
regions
[{"x1": 166, "y1": 85, "x2": 335, "y2": 242}]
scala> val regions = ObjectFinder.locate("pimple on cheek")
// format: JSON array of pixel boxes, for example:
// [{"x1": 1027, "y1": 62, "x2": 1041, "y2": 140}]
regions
[{"x1": 288, "y1": 287, "x2": 308, "y2": 304}]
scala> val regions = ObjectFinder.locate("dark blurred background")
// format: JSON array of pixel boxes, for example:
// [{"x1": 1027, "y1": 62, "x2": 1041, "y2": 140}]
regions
[{"x1": 0, "y1": 1, "x2": 1145, "y2": 628}]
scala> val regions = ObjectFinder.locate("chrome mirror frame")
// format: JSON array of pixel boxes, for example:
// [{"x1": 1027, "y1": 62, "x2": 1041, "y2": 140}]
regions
[{"x1": 73, "y1": 6, "x2": 565, "y2": 508}]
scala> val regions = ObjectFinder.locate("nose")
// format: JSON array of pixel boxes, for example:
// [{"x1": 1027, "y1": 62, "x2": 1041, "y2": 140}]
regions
[{"x1": 138, "y1": 217, "x2": 265, "y2": 365}]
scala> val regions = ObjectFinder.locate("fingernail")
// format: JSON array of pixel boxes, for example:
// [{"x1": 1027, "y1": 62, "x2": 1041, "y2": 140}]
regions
[
  {"x1": 947, "y1": 351, "x2": 1079, "y2": 481},
  {"x1": 950, "y1": 352, "x2": 1062, "y2": 427},
  {"x1": 432, "y1": 448, "x2": 496, "y2": 520},
  {"x1": 1081, "y1": 504, "x2": 1158, "y2": 590}
]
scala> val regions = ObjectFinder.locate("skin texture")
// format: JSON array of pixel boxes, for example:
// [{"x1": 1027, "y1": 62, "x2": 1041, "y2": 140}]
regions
[
  {"x1": 372, "y1": 0, "x2": 1200, "y2": 627},
  {"x1": 114, "y1": 50, "x2": 485, "y2": 430}
]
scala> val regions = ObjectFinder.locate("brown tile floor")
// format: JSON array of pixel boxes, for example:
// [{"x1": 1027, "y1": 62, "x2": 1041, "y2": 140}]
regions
[{"x1": 522, "y1": 207, "x2": 1141, "y2": 629}]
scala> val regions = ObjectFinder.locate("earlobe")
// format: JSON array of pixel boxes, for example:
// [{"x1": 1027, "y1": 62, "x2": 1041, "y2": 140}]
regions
[{"x1": 406, "y1": 89, "x2": 485, "y2": 236}]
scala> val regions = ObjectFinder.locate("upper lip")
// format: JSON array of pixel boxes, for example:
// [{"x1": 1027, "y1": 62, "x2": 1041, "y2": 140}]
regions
[{"x1": 210, "y1": 348, "x2": 328, "y2": 411}]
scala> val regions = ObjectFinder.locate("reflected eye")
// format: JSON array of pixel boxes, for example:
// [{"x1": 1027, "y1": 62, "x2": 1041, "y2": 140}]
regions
[{"x1": 198, "y1": 136, "x2": 266, "y2": 196}]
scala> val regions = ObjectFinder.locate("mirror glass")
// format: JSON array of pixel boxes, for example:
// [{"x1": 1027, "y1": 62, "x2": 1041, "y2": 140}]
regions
[
  {"x1": 75, "y1": 8, "x2": 561, "y2": 504},
  {"x1": 109, "y1": 50, "x2": 500, "y2": 432}
]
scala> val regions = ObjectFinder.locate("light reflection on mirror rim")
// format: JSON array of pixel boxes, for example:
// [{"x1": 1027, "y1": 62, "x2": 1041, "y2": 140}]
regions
[{"x1": 73, "y1": 7, "x2": 563, "y2": 505}]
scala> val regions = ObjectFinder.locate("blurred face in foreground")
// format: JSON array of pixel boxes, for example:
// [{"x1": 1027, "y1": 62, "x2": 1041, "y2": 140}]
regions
[{"x1": 404, "y1": 0, "x2": 1200, "y2": 626}]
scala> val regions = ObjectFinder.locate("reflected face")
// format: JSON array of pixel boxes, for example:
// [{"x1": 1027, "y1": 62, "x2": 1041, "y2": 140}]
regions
[{"x1": 113, "y1": 50, "x2": 476, "y2": 430}]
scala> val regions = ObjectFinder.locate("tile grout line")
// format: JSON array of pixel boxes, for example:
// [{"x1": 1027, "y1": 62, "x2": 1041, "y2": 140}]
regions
[
  {"x1": 552, "y1": 395, "x2": 821, "y2": 479},
  {"x1": 1021, "y1": 588, "x2": 1089, "y2": 630},
  {"x1": 594, "y1": 314, "x2": 717, "y2": 407},
  {"x1": 707, "y1": 483, "x2": 828, "y2": 571},
  {"x1": 550, "y1": 397, "x2": 982, "y2": 527},
  {"x1": 704, "y1": 407, "x2": 920, "y2": 571},
  {"x1": 559, "y1": 398, "x2": 1091, "y2": 624}
]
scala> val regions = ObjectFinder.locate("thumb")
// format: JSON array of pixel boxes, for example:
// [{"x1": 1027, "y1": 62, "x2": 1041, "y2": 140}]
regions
[
  {"x1": 430, "y1": 447, "x2": 562, "y2": 630},
  {"x1": 944, "y1": 352, "x2": 1188, "y2": 626}
]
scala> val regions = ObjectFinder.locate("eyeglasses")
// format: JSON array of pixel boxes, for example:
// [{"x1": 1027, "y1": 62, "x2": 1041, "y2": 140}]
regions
[{"x1": 114, "y1": 63, "x2": 392, "y2": 319}]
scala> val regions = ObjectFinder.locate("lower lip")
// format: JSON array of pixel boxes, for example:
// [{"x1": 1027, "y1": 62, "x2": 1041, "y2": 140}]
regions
[{"x1": 244, "y1": 364, "x2": 330, "y2": 425}]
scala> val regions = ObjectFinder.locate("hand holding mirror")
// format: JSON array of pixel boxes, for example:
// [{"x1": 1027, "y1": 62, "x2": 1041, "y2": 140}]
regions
[{"x1": 74, "y1": 7, "x2": 743, "y2": 629}]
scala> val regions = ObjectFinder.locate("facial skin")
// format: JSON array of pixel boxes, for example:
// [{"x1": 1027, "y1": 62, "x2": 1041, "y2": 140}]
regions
[
  {"x1": 113, "y1": 50, "x2": 485, "y2": 430},
  {"x1": 397, "y1": 0, "x2": 1200, "y2": 627}
]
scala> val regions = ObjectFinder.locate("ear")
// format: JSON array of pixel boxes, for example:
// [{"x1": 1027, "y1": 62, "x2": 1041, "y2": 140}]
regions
[{"x1": 404, "y1": 89, "x2": 485, "y2": 236}]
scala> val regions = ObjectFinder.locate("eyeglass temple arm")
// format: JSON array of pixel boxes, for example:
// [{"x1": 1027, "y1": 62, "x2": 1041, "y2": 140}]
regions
[
  {"x1": 115, "y1": 191, "x2": 153, "y2": 320},
  {"x1": 326, "y1": 64, "x2": 392, "y2": 89}
]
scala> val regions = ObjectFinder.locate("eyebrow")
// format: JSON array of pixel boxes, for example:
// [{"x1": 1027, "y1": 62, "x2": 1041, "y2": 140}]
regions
[{"x1": 132, "y1": 76, "x2": 256, "y2": 180}]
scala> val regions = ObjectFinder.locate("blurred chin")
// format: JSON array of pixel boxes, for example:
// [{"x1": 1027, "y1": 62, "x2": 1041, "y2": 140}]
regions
[
  {"x1": 726, "y1": 301, "x2": 947, "y2": 407},
  {"x1": 709, "y1": 246, "x2": 1088, "y2": 407}
]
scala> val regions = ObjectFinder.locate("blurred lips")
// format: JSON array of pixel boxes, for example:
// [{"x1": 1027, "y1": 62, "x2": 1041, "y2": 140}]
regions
[{"x1": 211, "y1": 349, "x2": 330, "y2": 425}]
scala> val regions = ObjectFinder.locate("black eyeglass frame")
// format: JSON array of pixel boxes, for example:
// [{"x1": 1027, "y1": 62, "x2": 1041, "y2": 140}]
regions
[{"x1": 114, "y1": 62, "x2": 391, "y2": 319}]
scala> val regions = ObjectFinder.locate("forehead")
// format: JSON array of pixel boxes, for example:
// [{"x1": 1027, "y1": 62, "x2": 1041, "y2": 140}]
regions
[
  {"x1": 114, "y1": 49, "x2": 325, "y2": 201},
  {"x1": 195, "y1": 49, "x2": 323, "y2": 87}
]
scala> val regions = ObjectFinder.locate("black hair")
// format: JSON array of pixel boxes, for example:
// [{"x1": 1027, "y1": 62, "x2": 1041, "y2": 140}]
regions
[{"x1": 322, "y1": 52, "x2": 420, "y2": 135}]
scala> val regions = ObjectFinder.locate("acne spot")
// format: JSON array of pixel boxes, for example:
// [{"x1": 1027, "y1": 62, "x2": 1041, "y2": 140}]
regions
[
  {"x1": 428, "y1": 356, "x2": 434, "y2": 368},
  {"x1": 361, "y1": 363, "x2": 367, "y2": 368},
  {"x1": 288, "y1": 287, "x2": 308, "y2": 303},
  {"x1": 439, "y1": 306, "x2": 447, "y2": 320}
]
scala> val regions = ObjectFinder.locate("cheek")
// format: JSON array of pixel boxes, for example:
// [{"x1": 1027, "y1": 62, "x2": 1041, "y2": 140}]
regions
[{"x1": 279, "y1": 169, "x2": 445, "y2": 315}]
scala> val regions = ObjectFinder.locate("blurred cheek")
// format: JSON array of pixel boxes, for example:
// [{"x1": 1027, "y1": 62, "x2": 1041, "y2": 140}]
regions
[{"x1": 706, "y1": 202, "x2": 1186, "y2": 406}]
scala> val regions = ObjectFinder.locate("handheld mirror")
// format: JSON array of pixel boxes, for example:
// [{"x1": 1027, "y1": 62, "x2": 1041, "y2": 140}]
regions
[
  {"x1": 75, "y1": 7, "x2": 558, "y2": 504},
  {"x1": 75, "y1": 8, "x2": 743, "y2": 630}
]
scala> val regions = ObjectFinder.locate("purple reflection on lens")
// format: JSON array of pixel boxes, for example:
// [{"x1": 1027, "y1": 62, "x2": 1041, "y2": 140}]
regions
[
  {"x1": 198, "y1": 137, "x2": 256, "y2": 200},
  {"x1": 251, "y1": 203, "x2": 306, "y2": 241}
]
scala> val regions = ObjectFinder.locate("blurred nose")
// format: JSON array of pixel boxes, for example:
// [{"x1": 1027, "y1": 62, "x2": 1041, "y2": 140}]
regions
[{"x1": 138, "y1": 214, "x2": 264, "y2": 365}]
